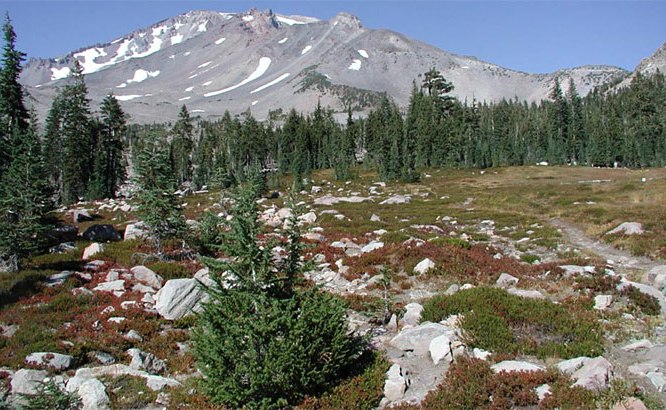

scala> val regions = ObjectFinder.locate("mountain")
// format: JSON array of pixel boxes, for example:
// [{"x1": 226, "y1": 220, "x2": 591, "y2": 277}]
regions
[
  {"x1": 21, "y1": 9, "x2": 630, "y2": 123},
  {"x1": 615, "y1": 41, "x2": 666, "y2": 89}
]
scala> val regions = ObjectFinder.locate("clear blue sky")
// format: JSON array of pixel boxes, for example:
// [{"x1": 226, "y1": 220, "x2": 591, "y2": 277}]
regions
[{"x1": 2, "y1": 0, "x2": 665, "y2": 74}]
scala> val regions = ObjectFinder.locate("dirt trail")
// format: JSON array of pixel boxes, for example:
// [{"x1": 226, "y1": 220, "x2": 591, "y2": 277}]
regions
[{"x1": 549, "y1": 218, "x2": 659, "y2": 273}]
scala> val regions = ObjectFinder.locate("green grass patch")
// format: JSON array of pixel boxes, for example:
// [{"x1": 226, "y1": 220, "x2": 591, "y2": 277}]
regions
[
  {"x1": 146, "y1": 261, "x2": 192, "y2": 280},
  {"x1": 421, "y1": 287, "x2": 603, "y2": 359}
]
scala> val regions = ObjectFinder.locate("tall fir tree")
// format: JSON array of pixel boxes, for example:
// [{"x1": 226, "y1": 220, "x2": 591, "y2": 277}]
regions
[
  {"x1": 47, "y1": 60, "x2": 95, "y2": 204},
  {"x1": 0, "y1": 13, "x2": 30, "y2": 178},
  {"x1": 89, "y1": 94, "x2": 127, "y2": 199},
  {"x1": 170, "y1": 105, "x2": 194, "y2": 186},
  {"x1": 134, "y1": 132, "x2": 186, "y2": 259},
  {"x1": 0, "y1": 124, "x2": 51, "y2": 272}
]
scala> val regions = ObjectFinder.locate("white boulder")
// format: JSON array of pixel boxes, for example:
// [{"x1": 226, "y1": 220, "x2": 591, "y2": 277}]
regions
[
  {"x1": 606, "y1": 222, "x2": 644, "y2": 236},
  {"x1": 496, "y1": 273, "x2": 519, "y2": 288},
  {"x1": 401, "y1": 303, "x2": 423, "y2": 327},
  {"x1": 413, "y1": 258, "x2": 435, "y2": 275},
  {"x1": 130, "y1": 266, "x2": 164, "y2": 289},
  {"x1": 25, "y1": 352, "x2": 74, "y2": 371},
  {"x1": 154, "y1": 278, "x2": 207, "y2": 320},
  {"x1": 123, "y1": 222, "x2": 148, "y2": 241},
  {"x1": 10, "y1": 369, "x2": 48, "y2": 395},
  {"x1": 491, "y1": 360, "x2": 545, "y2": 373},
  {"x1": 593, "y1": 295, "x2": 613, "y2": 310},
  {"x1": 82, "y1": 243, "x2": 104, "y2": 260},
  {"x1": 571, "y1": 356, "x2": 614, "y2": 391},
  {"x1": 383, "y1": 364, "x2": 407, "y2": 402},
  {"x1": 77, "y1": 378, "x2": 110, "y2": 410},
  {"x1": 390, "y1": 322, "x2": 448, "y2": 355}
]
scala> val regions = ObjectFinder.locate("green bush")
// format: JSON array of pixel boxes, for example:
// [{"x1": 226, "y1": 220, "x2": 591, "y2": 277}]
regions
[
  {"x1": 621, "y1": 285, "x2": 661, "y2": 316},
  {"x1": 422, "y1": 287, "x2": 603, "y2": 359},
  {"x1": 193, "y1": 186, "x2": 364, "y2": 409},
  {"x1": 20, "y1": 378, "x2": 81, "y2": 410}
]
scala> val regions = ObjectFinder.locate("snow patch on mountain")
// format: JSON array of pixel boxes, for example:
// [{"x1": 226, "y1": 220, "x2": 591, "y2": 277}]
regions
[
  {"x1": 202, "y1": 81, "x2": 212, "y2": 86},
  {"x1": 278, "y1": 37, "x2": 288, "y2": 44},
  {"x1": 215, "y1": 37, "x2": 226, "y2": 45},
  {"x1": 242, "y1": 15, "x2": 254, "y2": 22},
  {"x1": 301, "y1": 45, "x2": 312, "y2": 55},
  {"x1": 198, "y1": 61, "x2": 212, "y2": 68},
  {"x1": 358, "y1": 49, "x2": 369, "y2": 58},
  {"x1": 171, "y1": 34, "x2": 184, "y2": 45},
  {"x1": 116, "y1": 95, "x2": 143, "y2": 101},
  {"x1": 204, "y1": 57, "x2": 272, "y2": 97},
  {"x1": 50, "y1": 67, "x2": 70, "y2": 80},
  {"x1": 127, "y1": 69, "x2": 160, "y2": 84},
  {"x1": 185, "y1": 86, "x2": 194, "y2": 92},
  {"x1": 348, "y1": 59, "x2": 362, "y2": 70},
  {"x1": 251, "y1": 73, "x2": 290, "y2": 94},
  {"x1": 179, "y1": 96, "x2": 191, "y2": 101},
  {"x1": 198, "y1": 22, "x2": 207, "y2": 32}
]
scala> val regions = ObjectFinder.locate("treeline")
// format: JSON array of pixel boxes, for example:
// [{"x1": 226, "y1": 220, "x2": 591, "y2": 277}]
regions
[{"x1": 138, "y1": 68, "x2": 666, "y2": 192}]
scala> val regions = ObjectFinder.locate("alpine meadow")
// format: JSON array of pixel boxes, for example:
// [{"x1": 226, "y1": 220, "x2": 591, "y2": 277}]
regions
[{"x1": 1, "y1": 6, "x2": 666, "y2": 410}]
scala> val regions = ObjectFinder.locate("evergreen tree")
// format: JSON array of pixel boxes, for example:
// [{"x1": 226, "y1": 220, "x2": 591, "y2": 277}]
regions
[
  {"x1": 0, "y1": 125, "x2": 50, "y2": 272},
  {"x1": 0, "y1": 13, "x2": 29, "y2": 178},
  {"x1": 566, "y1": 78, "x2": 585, "y2": 164},
  {"x1": 134, "y1": 132, "x2": 186, "y2": 259},
  {"x1": 170, "y1": 105, "x2": 194, "y2": 186},
  {"x1": 333, "y1": 108, "x2": 357, "y2": 181},
  {"x1": 90, "y1": 94, "x2": 127, "y2": 199},
  {"x1": 548, "y1": 77, "x2": 570, "y2": 163},
  {"x1": 54, "y1": 60, "x2": 95, "y2": 204},
  {"x1": 193, "y1": 186, "x2": 363, "y2": 409}
]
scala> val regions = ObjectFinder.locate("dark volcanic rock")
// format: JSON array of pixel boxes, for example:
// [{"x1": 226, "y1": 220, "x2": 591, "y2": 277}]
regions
[{"x1": 82, "y1": 225, "x2": 122, "y2": 242}]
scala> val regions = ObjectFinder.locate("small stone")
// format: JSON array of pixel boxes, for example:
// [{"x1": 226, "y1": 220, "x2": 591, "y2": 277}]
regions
[
  {"x1": 473, "y1": 348, "x2": 492, "y2": 361},
  {"x1": 429, "y1": 334, "x2": 452, "y2": 365},
  {"x1": 93, "y1": 280, "x2": 125, "y2": 293},
  {"x1": 413, "y1": 258, "x2": 435, "y2": 275},
  {"x1": 401, "y1": 303, "x2": 423, "y2": 327},
  {"x1": 361, "y1": 241, "x2": 384, "y2": 253},
  {"x1": 383, "y1": 364, "x2": 407, "y2": 402},
  {"x1": 10, "y1": 369, "x2": 48, "y2": 395},
  {"x1": 496, "y1": 273, "x2": 519, "y2": 288},
  {"x1": 612, "y1": 397, "x2": 649, "y2": 410},
  {"x1": 125, "y1": 330, "x2": 143, "y2": 342},
  {"x1": 130, "y1": 266, "x2": 164, "y2": 289},
  {"x1": 370, "y1": 214, "x2": 381, "y2": 222},
  {"x1": 571, "y1": 356, "x2": 614, "y2": 391},
  {"x1": 593, "y1": 295, "x2": 613, "y2": 310},
  {"x1": 536, "y1": 384, "x2": 552, "y2": 401},
  {"x1": 606, "y1": 222, "x2": 644, "y2": 236},
  {"x1": 82, "y1": 243, "x2": 104, "y2": 260},
  {"x1": 507, "y1": 288, "x2": 545, "y2": 299},
  {"x1": 127, "y1": 348, "x2": 166, "y2": 374},
  {"x1": 491, "y1": 360, "x2": 545, "y2": 373},
  {"x1": 621, "y1": 339, "x2": 653, "y2": 352},
  {"x1": 25, "y1": 352, "x2": 74, "y2": 371},
  {"x1": 646, "y1": 371, "x2": 666, "y2": 392}
]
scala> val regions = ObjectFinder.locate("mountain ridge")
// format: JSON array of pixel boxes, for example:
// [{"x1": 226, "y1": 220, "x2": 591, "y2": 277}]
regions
[{"x1": 19, "y1": 8, "x2": 641, "y2": 123}]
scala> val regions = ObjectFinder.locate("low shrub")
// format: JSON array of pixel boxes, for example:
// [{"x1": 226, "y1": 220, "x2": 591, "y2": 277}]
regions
[
  {"x1": 298, "y1": 352, "x2": 389, "y2": 410},
  {"x1": 20, "y1": 378, "x2": 81, "y2": 410},
  {"x1": 421, "y1": 287, "x2": 603, "y2": 359},
  {"x1": 621, "y1": 285, "x2": 661, "y2": 316},
  {"x1": 100, "y1": 375, "x2": 157, "y2": 409}
]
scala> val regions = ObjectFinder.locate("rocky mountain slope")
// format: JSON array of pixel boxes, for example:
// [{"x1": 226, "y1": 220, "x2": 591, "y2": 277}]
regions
[{"x1": 21, "y1": 9, "x2": 630, "y2": 123}]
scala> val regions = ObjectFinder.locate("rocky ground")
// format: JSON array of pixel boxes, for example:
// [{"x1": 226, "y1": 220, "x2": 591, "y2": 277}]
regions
[{"x1": 1, "y1": 166, "x2": 665, "y2": 409}]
